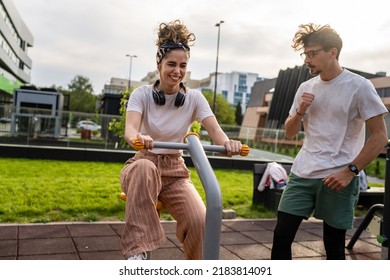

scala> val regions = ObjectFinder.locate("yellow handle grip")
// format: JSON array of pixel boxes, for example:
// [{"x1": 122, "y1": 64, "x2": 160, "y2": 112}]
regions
[
  {"x1": 240, "y1": 144, "x2": 250, "y2": 157},
  {"x1": 130, "y1": 138, "x2": 145, "y2": 150}
]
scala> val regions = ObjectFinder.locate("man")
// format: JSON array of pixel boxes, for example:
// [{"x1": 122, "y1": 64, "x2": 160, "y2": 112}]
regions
[{"x1": 271, "y1": 23, "x2": 388, "y2": 260}]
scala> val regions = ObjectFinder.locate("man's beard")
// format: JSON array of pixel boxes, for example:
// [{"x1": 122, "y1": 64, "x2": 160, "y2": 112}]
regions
[{"x1": 307, "y1": 64, "x2": 321, "y2": 76}]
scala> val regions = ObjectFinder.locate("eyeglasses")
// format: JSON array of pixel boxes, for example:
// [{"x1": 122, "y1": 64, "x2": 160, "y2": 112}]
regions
[{"x1": 300, "y1": 49, "x2": 323, "y2": 59}]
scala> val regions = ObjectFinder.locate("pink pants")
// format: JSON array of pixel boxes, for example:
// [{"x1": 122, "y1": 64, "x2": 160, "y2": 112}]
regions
[{"x1": 120, "y1": 150, "x2": 206, "y2": 259}]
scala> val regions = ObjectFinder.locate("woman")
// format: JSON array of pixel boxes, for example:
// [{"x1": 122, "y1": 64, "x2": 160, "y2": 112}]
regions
[{"x1": 120, "y1": 19, "x2": 242, "y2": 260}]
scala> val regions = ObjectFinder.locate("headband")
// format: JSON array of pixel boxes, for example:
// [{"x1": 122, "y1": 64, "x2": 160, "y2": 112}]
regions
[{"x1": 156, "y1": 42, "x2": 190, "y2": 64}]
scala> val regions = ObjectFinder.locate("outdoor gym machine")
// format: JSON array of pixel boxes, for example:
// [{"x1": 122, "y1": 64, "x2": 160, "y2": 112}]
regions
[
  {"x1": 346, "y1": 139, "x2": 390, "y2": 260},
  {"x1": 123, "y1": 133, "x2": 249, "y2": 260}
]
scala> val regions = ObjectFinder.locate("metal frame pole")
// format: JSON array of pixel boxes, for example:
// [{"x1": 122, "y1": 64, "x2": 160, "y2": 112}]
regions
[
  {"x1": 185, "y1": 134, "x2": 222, "y2": 260},
  {"x1": 381, "y1": 140, "x2": 390, "y2": 259}
]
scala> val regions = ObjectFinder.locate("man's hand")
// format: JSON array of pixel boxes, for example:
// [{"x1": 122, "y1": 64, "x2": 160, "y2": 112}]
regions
[{"x1": 322, "y1": 170, "x2": 355, "y2": 191}]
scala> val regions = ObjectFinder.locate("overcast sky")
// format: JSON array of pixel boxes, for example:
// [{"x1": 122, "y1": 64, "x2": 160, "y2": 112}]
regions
[{"x1": 12, "y1": 0, "x2": 390, "y2": 93}]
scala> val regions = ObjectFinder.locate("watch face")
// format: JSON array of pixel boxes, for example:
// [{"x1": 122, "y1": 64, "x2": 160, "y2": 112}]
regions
[{"x1": 348, "y1": 164, "x2": 359, "y2": 175}]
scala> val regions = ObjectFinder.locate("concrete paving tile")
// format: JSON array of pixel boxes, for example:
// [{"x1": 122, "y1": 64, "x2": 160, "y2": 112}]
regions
[
  {"x1": 346, "y1": 228, "x2": 376, "y2": 238},
  {"x1": 362, "y1": 237, "x2": 382, "y2": 246},
  {"x1": 253, "y1": 219, "x2": 277, "y2": 230},
  {"x1": 152, "y1": 247, "x2": 184, "y2": 260},
  {"x1": 18, "y1": 253, "x2": 80, "y2": 260},
  {"x1": 222, "y1": 220, "x2": 265, "y2": 231},
  {"x1": 291, "y1": 242, "x2": 323, "y2": 258},
  {"x1": 358, "y1": 252, "x2": 381, "y2": 260},
  {"x1": 79, "y1": 250, "x2": 124, "y2": 260},
  {"x1": 73, "y1": 235, "x2": 121, "y2": 252},
  {"x1": 297, "y1": 240, "x2": 325, "y2": 255},
  {"x1": 0, "y1": 226, "x2": 17, "y2": 240},
  {"x1": 0, "y1": 218, "x2": 383, "y2": 261},
  {"x1": 345, "y1": 239, "x2": 381, "y2": 254},
  {"x1": 19, "y1": 238, "x2": 76, "y2": 256},
  {"x1": 262, "y1": 240, "x2": 323, "y2": 260},
  {"x1": 300, "y1": 219, "x2": 323, "y2": 229},
  {"x1": 241, "y1": 230, "x2": 274, "y2": 243},
  {"x1": 110, "y1": 223, "x2": 124, "y2": 236},
  {"x1": 0, "y1": 256, "x2": 16, "y2": 260},
  {"x1": 220, "y1": 223, "x2": 235, "y2": 232},
  {"x1": 303, "y1": 227, "x2": 323, "y2": 237},
  {"x1": 220, "y1": 231, "x2": 256, "y2": 245},
  {"x1": 19, "y1": 224, "x2": 70, "y2": 239},
  {"x1": 160, "y1": 238, "x2": 177, "y2": 248},
  {"x1": 161, "y1": 221, "x2": 177, "y2": 234},
  {"x1": 0, "y1": 240, "x2": 17, "y2": 257},
  {"x1": 218, "y1": 246, "x2": 242, "y2": 260},
  {"x1": 224, "y1": 244, "x2": 271, "y2": 260},
  {"x1": 165, "y1": 233, "x2": 182, "y2": 248},
  {"x1": 295, "y1": 230, "x2": 322, "y2": 242},
  {"x1": 67, "y1": 224, "x2": 117, "y2": 237}
]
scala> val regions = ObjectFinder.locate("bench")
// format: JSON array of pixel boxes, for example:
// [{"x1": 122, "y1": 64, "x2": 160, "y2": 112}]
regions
[{"x1": 253, "y1": 163, "x2": 385, "y2": 211}]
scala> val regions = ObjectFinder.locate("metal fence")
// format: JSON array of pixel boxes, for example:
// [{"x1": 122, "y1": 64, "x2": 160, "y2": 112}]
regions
[{"x1": 0, "y1": 105, "x2": 304, "y2": 153}]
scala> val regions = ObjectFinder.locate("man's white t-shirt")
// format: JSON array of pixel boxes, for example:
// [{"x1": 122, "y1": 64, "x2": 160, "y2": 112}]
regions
[
  {"x1": 127, "y1": 84, "x2": 214, "y2": 154},
  {"x1": 290, "y1": 69, "x2": 388, "y2": 178}
]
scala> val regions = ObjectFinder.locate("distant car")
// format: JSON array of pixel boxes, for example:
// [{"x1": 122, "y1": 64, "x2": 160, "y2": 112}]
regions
[
  {"x1": 0, "y1": 117, "x2": 11, "y2": 123},
  {"x1": 77, "y1": 120, "x2": 101, "y2": 131}
]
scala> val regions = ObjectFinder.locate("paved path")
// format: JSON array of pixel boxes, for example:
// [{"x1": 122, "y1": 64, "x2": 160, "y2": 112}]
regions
[{"x1": 0, "y1": 217, "x2": 383, "y2": 260}]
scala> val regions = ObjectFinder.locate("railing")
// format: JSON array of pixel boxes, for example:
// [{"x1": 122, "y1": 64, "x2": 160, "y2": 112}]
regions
[{"x1": 0, "y1": 105, "x2": 304, "y2": 153}]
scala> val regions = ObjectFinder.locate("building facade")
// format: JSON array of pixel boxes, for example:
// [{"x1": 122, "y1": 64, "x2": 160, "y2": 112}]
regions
[
  {"x1": 0, "y1": 0, "x2": 33, "y2": 106},
  {"x1": 202, "y1": 71, "x2": 261, "y2": 112}
]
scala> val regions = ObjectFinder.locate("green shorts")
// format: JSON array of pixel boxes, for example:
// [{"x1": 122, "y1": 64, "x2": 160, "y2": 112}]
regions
[{"x1": 278, "y1": 172, "x2": 360, "y2": 229}]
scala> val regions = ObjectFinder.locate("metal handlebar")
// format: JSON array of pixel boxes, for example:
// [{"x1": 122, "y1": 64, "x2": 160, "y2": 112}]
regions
[{"x1": 131, "y1": 135, "x2": 250, "y2": 157}]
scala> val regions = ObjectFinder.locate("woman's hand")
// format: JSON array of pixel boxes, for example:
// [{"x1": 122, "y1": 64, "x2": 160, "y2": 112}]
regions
[
  {"x1": 223, "y1": 139, "x2": 242, "y2": 157},
  {"x1": 131, "y1": 133, "x2": 154, "y2": 150}
]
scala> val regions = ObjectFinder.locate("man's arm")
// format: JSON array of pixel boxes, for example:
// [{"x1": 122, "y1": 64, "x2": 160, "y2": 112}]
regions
[
  {"x1": 350, "y1": 114, "x2": 388, "y2": 172},
  {"x1": 323, "y1": 114, "x2": 388, "y2": 191}
]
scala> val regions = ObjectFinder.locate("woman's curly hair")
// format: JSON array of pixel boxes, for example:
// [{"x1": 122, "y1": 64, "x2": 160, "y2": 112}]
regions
[{"x1": 155, "y1": 19, "x2": 195, "y2": 47}]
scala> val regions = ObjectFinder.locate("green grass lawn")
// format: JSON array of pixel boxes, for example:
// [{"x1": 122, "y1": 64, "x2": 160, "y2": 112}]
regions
[
  {"x1": 0, "y1": 157, "x2": 275, "y2": 223},
  {"x1": 0, "y1": 157, "x2": 383, "y2": 223}
]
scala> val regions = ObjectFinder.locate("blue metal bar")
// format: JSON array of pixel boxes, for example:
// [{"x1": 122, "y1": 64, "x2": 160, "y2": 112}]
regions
[
  {"x1": 185, "y1": 134, "x2": 222, "y2": 260},
  {"x1": 151, "y1": 135, "x2": 223, "y2": 259},
  {"x1": 151, "y1": 141, "x2": 227, "y2": 154}
]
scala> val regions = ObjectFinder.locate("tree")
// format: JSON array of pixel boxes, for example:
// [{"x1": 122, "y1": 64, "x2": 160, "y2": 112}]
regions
[
  {"x1": 202, "y1": 90, "x2": 235, "y2": 125},
  {"x1": 109, "y1": 88, "x2": 131, "y2": 147},
  {"x1": 67, "y1": 75, "x2": 97, "y2": 113},
  {"x1": 235, "y1": 101, "x2": 243, "y2": 125}
]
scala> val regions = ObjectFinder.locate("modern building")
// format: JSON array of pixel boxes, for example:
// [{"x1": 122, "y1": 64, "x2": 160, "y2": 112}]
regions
[
  {"x1": 239, "y1": 78, "x2": 277, "y2": 141},
  {"x1": 201, "y1": 71, "x2": 262, "y2": 112},
  {"x1": 0, "y1": 0, "x2": 33, "y2": 106},
  {"x1": 11, "y1": 86, "x2": 64, "y2": 138}
]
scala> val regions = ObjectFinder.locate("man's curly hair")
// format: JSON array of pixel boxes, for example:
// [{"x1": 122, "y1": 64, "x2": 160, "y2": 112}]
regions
[{"x1": 292, "y1": 23, "x2": 343, "y2": 59}]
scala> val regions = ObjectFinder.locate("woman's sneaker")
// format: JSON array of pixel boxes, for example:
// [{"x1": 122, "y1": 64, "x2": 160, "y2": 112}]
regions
[{"x1": 127, "y1": 252, "x2": 149, "y2": 260}]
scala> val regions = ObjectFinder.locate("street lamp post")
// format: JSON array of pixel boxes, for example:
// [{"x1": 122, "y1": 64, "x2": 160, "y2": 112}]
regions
[
  {"x1": 126, "y1": 54, "x2": 137, "y2": 90},
  {"x1": 212, "y1": 20, "x2": 224, "y2": 114}
]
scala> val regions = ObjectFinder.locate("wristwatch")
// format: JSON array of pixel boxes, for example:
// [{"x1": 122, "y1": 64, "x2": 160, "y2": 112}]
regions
[{"x1": 348, "y1": 164, "x2": 359, "y2": 175}]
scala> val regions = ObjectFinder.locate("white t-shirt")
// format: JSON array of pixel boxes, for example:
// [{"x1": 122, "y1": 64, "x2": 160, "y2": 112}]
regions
[
  {"x1": 290, "y1": 69, "x2": 388, "y2": 178},
  {"x1": 127, "y1": 84, "x2": 214, "y2": 154}
]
